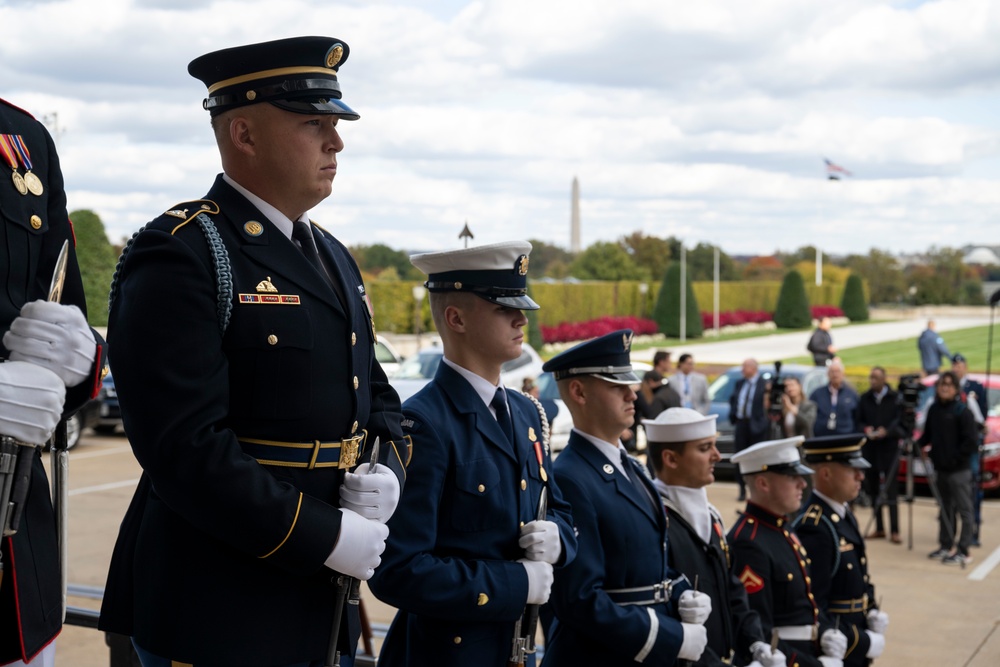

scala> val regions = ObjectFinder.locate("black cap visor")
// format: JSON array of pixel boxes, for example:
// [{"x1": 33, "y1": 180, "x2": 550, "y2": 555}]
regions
[{"x1": 270, "y1": 97, "x2": 360, "y2": 119}]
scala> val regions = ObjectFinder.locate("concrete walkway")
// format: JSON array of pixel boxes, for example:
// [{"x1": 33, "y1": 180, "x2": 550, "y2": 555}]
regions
[{"x1": 629, "y1": 316, "x2": 992, "y2": 366}]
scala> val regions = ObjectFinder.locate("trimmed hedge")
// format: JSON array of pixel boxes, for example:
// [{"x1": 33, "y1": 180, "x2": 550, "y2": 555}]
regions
[
  {"x1": 773, "y1": 270, "x2": 812, "y2": 328},
  {"x1": 840, "y1": 274, "x2": 869, "y2": 321},
  {"x1": 364, "y1": 277, "x2": 865, "y2": 333}
]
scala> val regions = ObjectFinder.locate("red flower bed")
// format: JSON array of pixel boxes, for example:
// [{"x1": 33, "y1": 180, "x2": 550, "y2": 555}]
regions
[
  {"x1": 541, "y1": 316, "x2": 659, "y2": 344},
  {"x1": 811, "y1": 305, "x2": 844, "y2": 319},
  {"x1": 700, "y1": 310, "x2": 772, "y2": 329}
]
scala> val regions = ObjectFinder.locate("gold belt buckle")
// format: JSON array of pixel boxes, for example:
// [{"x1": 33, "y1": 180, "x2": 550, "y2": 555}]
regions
[{"x1": 338, "y1": 434, "x2": 363, "y2": 469}]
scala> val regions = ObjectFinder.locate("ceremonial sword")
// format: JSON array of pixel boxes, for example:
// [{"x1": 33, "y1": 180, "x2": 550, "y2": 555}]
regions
[
  {"x1": 48, "y1": 240, "x2": 71, "y2": 621},
  {"x1": 326, "y1": 436, "x2": 380, "y2": 667}
]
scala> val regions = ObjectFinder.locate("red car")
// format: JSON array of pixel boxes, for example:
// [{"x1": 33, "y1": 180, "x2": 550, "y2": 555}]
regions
[{"x1": 897, "y1": 373, "x2": 1000, "y2": 495}]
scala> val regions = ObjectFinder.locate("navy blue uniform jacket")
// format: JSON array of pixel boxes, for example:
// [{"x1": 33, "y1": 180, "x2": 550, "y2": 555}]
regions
[
  {"x1": 369, "y1": 361, "x2": 576, "y2": 667},
  {"x1": 795, "y1": 494, "x2": 878, "y2": 667},
  {"x1": 661, "y1": 496, "x2": 764, "y2": 666},
  {"x1": 0, "y1": 98, "x2": 105, "y2": 664},
  {"x1": 542, "y1": 432, "x2": 686, "y2": 666},
  {"x1": 98, "y1": 175, "x2": 406, "y2": 665}
]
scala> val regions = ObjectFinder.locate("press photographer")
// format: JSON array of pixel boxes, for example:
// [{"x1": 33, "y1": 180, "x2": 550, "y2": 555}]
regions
[
  {"x1": 763, "y1": 362, "x2": 816, "y2": 439},
  {"x1": 858, "y1": 367, "x2": 904, "y2": 543}
]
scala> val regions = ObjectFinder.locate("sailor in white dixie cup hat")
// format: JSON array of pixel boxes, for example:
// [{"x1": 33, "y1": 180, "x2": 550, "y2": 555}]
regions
[
  {"x1": 645, "y1": 408, "x2": 785, "y2": 667},
  {"x1": 728, "y1": 436, "x2": 850, "y2": 667}
]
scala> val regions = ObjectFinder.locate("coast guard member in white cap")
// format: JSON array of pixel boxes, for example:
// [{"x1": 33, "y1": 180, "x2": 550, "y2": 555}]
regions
[
  {"x1": 727, "y1": 438, "x2": 849, "y2": 667},
  {"x1": 645, "y1": 408, "x2": 784, "y2": 667},
  {"x1": 368, "y1": 241, "x2": 577, "y2": 667}
]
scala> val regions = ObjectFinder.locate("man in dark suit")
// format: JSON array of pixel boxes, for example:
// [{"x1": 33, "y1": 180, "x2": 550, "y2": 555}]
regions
[
  {"x1": 541, "y1": 331, "x2": 711, "y2": 666},
  {"x1": 369, "y1": 241, "x2": 577, "y2": 667},
  {"x1": 0, "y1": 97, "x2": 105, "y2": 667},
  {"x1": 796, "y1": 436, "x2": 889, "y2": 667},
  {"x1": 951, "y1": 353, "x2": 988, "y2": 546},
  {"x1": 857, "y1": 366, "x2": 902, "y2": 542},
  {"x1": 99, "y1": 37, "x2": 408, "y2": 666},
  {"x1": 730, "y1": 358, "x2": 769, "y2": 500},
  {"x1": 646, "y1": 408, "x2": 783, "y2": 667}
]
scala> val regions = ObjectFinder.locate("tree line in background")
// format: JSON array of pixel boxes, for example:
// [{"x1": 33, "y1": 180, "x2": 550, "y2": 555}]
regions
[
  {"x1": 73, "y1": 210, "x2": 990, "y2": 331},
  {"x1": 350, "y1": 233, "x2": 990, "y2": 307}
]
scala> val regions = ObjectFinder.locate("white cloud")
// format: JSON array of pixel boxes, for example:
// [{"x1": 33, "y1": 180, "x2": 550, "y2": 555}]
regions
[{"x1": 1, "y1": 0, "x2": 999, "y2": 258}]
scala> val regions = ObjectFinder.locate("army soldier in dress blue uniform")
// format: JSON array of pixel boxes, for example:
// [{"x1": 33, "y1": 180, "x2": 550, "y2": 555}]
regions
[
  {"x1": 368, "y1": 241, "x2": 576, "y2": 667},
  {"x1": 0, "y1": 97, "x2": 106, "y2": 667},
  {"x1": 645, "y1": 408, "x2": 784, "y2": 667},
  {"x1": 728, "y1": 438, "x2": 848, "y2": 667},
  {"x1": 540, "y1": 331, "x2": 712, "y2": 666},
  {"x1": 98, "y1": 37, "x2": 408, "y2": 667},
  {"x1": 795, "y1": 436, "x2": 889, "y2": 666}
]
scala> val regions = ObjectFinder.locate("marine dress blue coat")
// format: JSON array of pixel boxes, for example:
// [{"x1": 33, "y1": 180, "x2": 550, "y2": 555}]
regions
[
  {"x1": 542, "y1": 431, "x2": 688, "y2": 666},
  {"x1": 369, "y1": 361, "x2": 577, "y2": 667}
]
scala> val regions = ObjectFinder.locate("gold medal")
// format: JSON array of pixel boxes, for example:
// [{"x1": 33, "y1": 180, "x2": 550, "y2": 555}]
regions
[
  {"x1": 24, "y1": 171, "x2": 43, "y2": 196},
  {"x1": 11, "y1": 170, "x2": 28, "y2": 195}
]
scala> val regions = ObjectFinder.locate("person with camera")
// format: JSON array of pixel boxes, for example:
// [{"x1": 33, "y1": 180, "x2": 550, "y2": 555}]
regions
[
  {"x1": 764, "y1": 375, "x2": 817, "y2": 439},
  {"x1": 858, "y1": 366, "x2": 903, "y2": 544},
  {"x1": 950, "y1": 353, "x2": 987, "y2": 548},
  {"x1": 920, "y1": 371, "x2": 979, "y2": 566}
]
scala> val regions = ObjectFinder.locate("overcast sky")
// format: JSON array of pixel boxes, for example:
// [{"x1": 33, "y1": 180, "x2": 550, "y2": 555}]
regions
[{"x1": 3, "y1": 0, "x2": 998, "y2": 257}]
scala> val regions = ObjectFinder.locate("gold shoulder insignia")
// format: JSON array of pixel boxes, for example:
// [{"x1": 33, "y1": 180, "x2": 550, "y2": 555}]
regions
[
  {"x1": 802, "y1": 504, "x2": 823, "y2": 526},
  {"x1": 166, "y1": 208, "x2": 188, "y2": 219},
  {"x1": 166, "y1": 199, "x2": 221, "y2": 235}
]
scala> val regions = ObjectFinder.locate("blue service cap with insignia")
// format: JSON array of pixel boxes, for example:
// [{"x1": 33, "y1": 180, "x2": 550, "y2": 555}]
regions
[
  {"x1": 409, "y1": 240, "x2": 539, "y2": 310},
  {"x1": 732, "y1": 436, "x2": 813, "y2": 475},
  {"x1": 802, "y1": 434, "x2": 871, "y2": 469},
  {"x1": 542, "y1": 329, "x2": 640, "y2": 385},
  {"x1": 188, "y1": 36, "x2": 359, "y2": 119}
]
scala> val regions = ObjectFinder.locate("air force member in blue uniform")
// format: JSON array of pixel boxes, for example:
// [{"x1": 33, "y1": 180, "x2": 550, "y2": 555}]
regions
[
  {"x1": 541, "y1": 331, "x2": 712, "y2": 666},
  {"x1": 98, "y1": 37, "x2": 407, "y2": 667},
  {"x1": 369, "y1": 241, "x2": 577, "y2": 667}
]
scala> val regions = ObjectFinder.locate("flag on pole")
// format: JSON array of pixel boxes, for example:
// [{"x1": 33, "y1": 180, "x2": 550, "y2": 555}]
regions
[{"x1": 824, "y1": 157, "x2": 852, "y2": 180}]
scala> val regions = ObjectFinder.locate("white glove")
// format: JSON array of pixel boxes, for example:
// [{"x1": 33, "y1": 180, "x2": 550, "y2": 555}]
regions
[
  {"x1": 518, "y1": 520, "x2": 562, "y2": 564},
  {"x1": 750, "y1": 640, "x2": 786, "y2": 667},
  {"x1": 0, "y1": 360, "x2": 65, "y2": 444},
  {"x1": 818, "y1": 658, "x2": 843, "y2": 667},
  {"x1": 324, "y1": 508, "x2": 389, "y2": 580},
  {"x1": 339, "y1": 463, "x2": 400, "y2": 523},
  {"x1": 678, "y1": 623, "x2": 708, "y2": 662},
  {"x1": 519, "y1": 558, "x2": 554, "y2": 604},
  {"x1": 678, "y1": 589, "x2": 712, "y2": 625},
  {"x1": 821, "y1": 628, "x2": 848, "y2": 659},
  {"x1": 867, "y1": 608, "x2": 889, "y2": 634},
  {"x1": 4, "y1": 301, "x2": 95, "y2": 387},
  {"x1": 865, "y1": 630, "x2": 885, "y2": 659}
]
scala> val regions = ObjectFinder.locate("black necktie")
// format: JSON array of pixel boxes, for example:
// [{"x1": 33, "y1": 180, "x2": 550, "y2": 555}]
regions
[
  {"x1": 291, "y1": 220, "x2": 344, "y2": 305},
  {"x1": 492, "y1": 388, "x2": 514, "y2": 446},
  {"x1": 621, "y1": 449, "x2": 657, "y2": 512}
]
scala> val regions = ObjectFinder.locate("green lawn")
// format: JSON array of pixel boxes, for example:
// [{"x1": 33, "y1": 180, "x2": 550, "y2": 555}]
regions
[{"x1": 783, "y1": 325, "x2": 1000, "y2": 375}]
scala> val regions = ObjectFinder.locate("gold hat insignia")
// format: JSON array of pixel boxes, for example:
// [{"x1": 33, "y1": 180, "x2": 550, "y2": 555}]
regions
[
  {"x1": 327, "y1": 44, "x2": 344, "y2": 69},
  {"x1": 515, "y1": 254, "x2": 529, "y2": 276}
]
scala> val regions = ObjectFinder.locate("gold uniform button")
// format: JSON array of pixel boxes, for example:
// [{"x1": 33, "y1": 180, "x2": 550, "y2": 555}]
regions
[
  {"x1": 521, "y1": 479, "x2": 527, "y2": 491},
  {"x1": 777, "y1": 518, "x2": 784, "y2": 527},
  {"x1": 351, "y1": 421, "x2": 358, "y2": 433},
  {"x1": 453, "y1": 636, "x2": 462, "y2": 644},
  {"x1": 847, "y1": 563, "x2": 854, "y2": 570},
  {"x1": 861, "y1": 557, "x2": 866, "y2": 565},
  {"x1": 351, "y1": 332, "x2": 357, "y2": 346},
  {"x1": 787, "y1": 573, "x2": 794, "y2": 581},
  {"x1": 477, "y1": 593, "x2": 489, "y2": 606},
  {"x1": 477, "y1": 484, "x2": 485, "y2": 493},
  {"x1": 353, "y1": 376, "x2": 359, "y2": 390},
  {"x1": 30, "y1": 215, "x2": 43, "y2": 229},
  {"x1": 267, "y1": 334, "x2": 278, "y2": 345},
  {"x1": 806, "y1": 576, "x2": 812, "y2": 584},
  {"x1": 832, "y1": 514, "x2": 840, "y2": 523}
]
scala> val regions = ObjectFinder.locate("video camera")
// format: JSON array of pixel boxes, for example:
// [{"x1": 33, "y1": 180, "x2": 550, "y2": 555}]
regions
[
  {"x1": 767, "y1": 361, "x2": 786, "y2": 420},
  {"x1": 898, "y1": 373, "x2": 923, "y2": 435}
]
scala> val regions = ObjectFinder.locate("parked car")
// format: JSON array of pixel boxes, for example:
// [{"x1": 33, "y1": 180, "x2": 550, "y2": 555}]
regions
[
  {"x1": 389, "y1": 342, "x2": 545, "y2": 404},
  {"x1": 375, "y1": 338, "x2": 403, "y2": 377},
  {"x1": 61, "y1": 396, "x2": 101, "y2": 450},
  {"x1": 93, "y1": 371, "x2": 122, "y2": 435},
  {"x1": 540, "y1": 361, "x2": 653, "y2": 455},
  {"x1": 896, "y1": 373, "x2": 1000, "y2": 495},
  {"x1": 707, "y1": 363, "x2": 829, "y2": 476}
]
